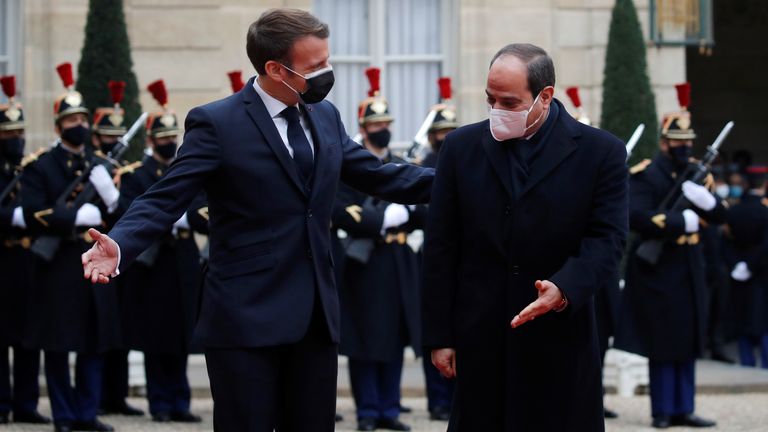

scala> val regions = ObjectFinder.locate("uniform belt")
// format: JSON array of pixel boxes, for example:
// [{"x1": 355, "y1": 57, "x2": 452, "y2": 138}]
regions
[
  {"x1": 383, "y1": 232, "x2": 408, "y2": 245},
  {"x1": 675, "y1": 233, "x2": 700, "y2": 246},
  {"x1": 3, "y1": 236, "x2": 32, "y2": 249}
]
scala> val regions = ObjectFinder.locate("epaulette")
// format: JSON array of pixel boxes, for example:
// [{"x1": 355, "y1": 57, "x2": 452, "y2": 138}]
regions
[
  {"x1": 20, "y1": 147, "x2": 49, "y2": 168},
  {"x1": 629, "y1": 159, "x2": 651, "y2": 175},
  {"x1": 116, "y1": 161, "x2": 143, "y2": 176}
]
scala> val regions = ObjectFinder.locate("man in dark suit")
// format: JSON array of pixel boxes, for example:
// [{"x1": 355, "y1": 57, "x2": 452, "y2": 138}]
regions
[
  {"x1": 422, "y1": 43, "x2": 628, "y2": 431},
  {"x1": 81, "y1": 8, "x2": 433, "y2": 432}
]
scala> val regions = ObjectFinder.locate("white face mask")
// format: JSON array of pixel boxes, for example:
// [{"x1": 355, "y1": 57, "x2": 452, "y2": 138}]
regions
[
  {"x1": 715, "y1": 184, "x2": 730, "y2": 199},
  {"x1": 488, "y1": 92, "x2": 545, "y2": 141}
]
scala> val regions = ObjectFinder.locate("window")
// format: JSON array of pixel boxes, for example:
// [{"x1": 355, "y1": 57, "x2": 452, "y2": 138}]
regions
[
  {"x1": 0, "y1": 0, "x2": 22, "y2": 80},
  {"x1": 650, "y1": 0, "x2": 714, "y2": 48},
  {"x1": 314, "y1": 0, "x2": 455, "y2": 146}
]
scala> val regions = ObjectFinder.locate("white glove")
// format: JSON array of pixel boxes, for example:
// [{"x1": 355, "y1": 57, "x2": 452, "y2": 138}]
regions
[
  {"x1": 11, "y1": 206, "x2": 26, "y2": 229},
  {"x1": 382, "y1": 204, "x2": 409, "y2": 231},
  {"x1": 173, "y1": 212, "x2": 190, "y2": 230},
  {"x1": 731, "y1": 261, "x2": 752, "y2": 282},
  {"x1": 682, "y1": 209, "x2": 699, "y2": 234},
  {"x1": 75, "y1": 203, "x2": 102, "y2": 227},
  {"x1": 682, "y1": 180, "x2": 716, "y2": 211},
  {"x1": 89, "y1": 165, "x2": 120, "y2": 212}
]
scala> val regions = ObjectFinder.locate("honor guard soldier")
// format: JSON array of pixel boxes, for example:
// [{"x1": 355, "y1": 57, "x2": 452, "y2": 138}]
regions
[
  {"x1": 114, "y1": 79, "x2": 206, "y2": 423},
  {"x1": 417, "y1": 77, "x2": 457, "y2": 422},
  {"x1": 420, "y1": 77, "x2": 459, "y2": 170},
  {"x1": 94, "y1": 81, "x2": 146, "y2": 417},
  {"x1": 20, "y1": 63, "x2": 119, "y2": 432},
  {"x1": 566, "y1": 85, "x2": 620, "y2": 419},
  {"x1": 724, "y1": 165, "x2": 768, "y2": 367},
  {"x1": 0, "y1": 75, "x2": 50, "y2": 425},
  {"x1": 332, "y1": 67, "x2": 423, "y2": 432},
  {"x1": 616, "y1": 83, "x2": 720, "y2": 429}
]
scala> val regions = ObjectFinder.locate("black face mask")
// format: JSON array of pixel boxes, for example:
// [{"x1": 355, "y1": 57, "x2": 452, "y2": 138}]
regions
[
  {"x1": 98, "y1": 138, "x2": 120, "y2": 156},
  {"x1": 60, "y1": 124, "x2": 90, "y2": 148},
  {"x1": 282, "y1": 65, "x2": 335, "y2": 104},
  {"x1": 366, "y1": 128, "x2": 391, "y2": 149},
  {"x1": 669, "y1": 145, "x2": 693, "y2": 168},
  {"x1": 432, "y1": 139, "x2": 444, "y2": 154},
  {"x1": 0, "y1": 137, "x2": 25, "y2": 165},
  {"x1": 155, "y1": 141, "x2": 178, "y2": 160}
]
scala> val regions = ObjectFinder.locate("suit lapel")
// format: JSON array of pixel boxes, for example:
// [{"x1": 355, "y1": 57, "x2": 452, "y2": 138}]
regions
[
  {"x1": 241, "y1": 78, "x2": 307, "y2": 197},
  {"x1": 519, "y1": 113, "x2": 578, "y2": 199},
  {"x1": 481, "y1": 128, "x2": 516, "y2": 203}
]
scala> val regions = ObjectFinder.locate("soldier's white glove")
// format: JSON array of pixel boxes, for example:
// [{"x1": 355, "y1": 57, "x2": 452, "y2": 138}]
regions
[
  {"x1": 382, "y1": 204, "x2": 409, "y2": 232},
  {"x1": 89, "y1": 165, "x2": 119, "y2": 212},
  {"x1": 682, "y1": 209, "x2": 700, "y2": 233},
  {"x1": 75, "y1": 203, "x2": 102, "y2": 227},
  {"x1": 731, "y1": 261, "x2": 752, "y2": 282},
  {"x1": 172, "y1": 212, "x2": 190, "y2": 236},
  {"x1": 11, "y1": 206, "x2": 26, "y2": 229},
  {"x1": 682, "y1": 180, "x2": 716, "y2": 211}
]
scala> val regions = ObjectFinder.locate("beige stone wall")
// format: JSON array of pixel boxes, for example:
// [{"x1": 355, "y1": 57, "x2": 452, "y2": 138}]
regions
[
  {"x1": 20, "y1": 0, "x2": 685, "y2": 148},
  {"x1": 22, "y1": 0, "x2": 311, "y2": 149},
  {"x1": 455, "y1": 0, "x2": 686, "y2": 135}
]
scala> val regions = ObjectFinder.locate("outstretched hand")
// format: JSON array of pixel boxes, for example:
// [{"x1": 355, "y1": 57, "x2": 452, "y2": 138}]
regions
[
  {"x1": 81, "y1": 228, "x2": 119, "y2": 284},
  {"x1": 511, "y1": 280, "x2": 565, "y2": 328}
]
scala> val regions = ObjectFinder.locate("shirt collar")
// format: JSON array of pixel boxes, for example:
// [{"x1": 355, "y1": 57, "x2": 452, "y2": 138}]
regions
[{"x1": 253, "y1": 77, "x2": 296, "y2": 119}]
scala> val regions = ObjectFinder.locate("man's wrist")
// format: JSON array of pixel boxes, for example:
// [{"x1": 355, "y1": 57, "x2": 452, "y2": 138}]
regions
[{"x1": 553, "y1": 289, "x2": 568, "y2": 312}]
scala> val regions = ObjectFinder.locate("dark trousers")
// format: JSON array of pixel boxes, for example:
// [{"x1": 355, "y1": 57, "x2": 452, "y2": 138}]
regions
[
  {"x1": 144, "y1": 353, "x2": 191, "y2": 415},
  {"x1": 422, "y1": 356, "x2": 454, "y2": 412},
  {"x1": 100, "y1": 350, "x2": 129, "y2": 409},
  {"x1": 349, "y1": 356, "x2": 403, "y2": 420},
  {"x1": 204, "y1": 301, "x2": 337, "y2": 432},
  {"x1": 649, "y1": 360, "x2": 695, "y2": 418},
  {"x1": 738, "y1": 335, "x2": 768, "y2": 368},
  {"x1": 0, "y1": 346, "x2": 41, "y2": 415},
  {"x1": 45, "y1": 351, "x2": 104, "y2": 424}
]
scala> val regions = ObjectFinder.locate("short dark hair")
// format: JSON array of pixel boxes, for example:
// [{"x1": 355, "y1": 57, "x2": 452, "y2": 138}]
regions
[
  {"x1": 246, "y1": 9, "x2": 330, "y2": 75},
  {"x1": 490, "y1": 43, "x2": 556, "y2": 96}
]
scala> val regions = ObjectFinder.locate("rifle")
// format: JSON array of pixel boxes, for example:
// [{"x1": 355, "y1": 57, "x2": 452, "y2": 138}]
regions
[
  {"x1": 625, "y1": 123, "x2": 645, "y2": 163},
  {"x1": 635, "y1": 121, "x2": 735, "y2": 265},
  {"x1": 31, "y1": 113, "x2": 148, "y2": 261},
  {"x1": 404, "y1": 109, "x2": 438, "y2": 163}
]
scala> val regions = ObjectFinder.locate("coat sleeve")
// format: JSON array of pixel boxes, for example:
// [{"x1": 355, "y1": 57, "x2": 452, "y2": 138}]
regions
[
  {"x1": 549, "y1": 139, "x2": 629, "y2": 314},
  {"x1": 332, "y1": 106, "x2": 434, "y2": 205},
  {"x1": 109, "y1": 107, "x2": 221, "y2": 272},
  {"x1": 20, "y1": 160, "x2": 78, "y2": 236},
  {"x1": 628, "y1": 174, "x2": 687, "y2": 238},
  {"x1": 331, "y1": 184, "x2": 385, "y2": 239},
  {"x1": 186, "y1": 193, "x2": 210, "y2": 235},
  {"x1": 421, "y1": 135, "x2": 461, "y2": 349}
]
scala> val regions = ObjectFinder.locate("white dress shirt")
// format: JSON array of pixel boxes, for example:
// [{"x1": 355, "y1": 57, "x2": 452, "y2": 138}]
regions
[{"x1": 253, "y1": 77, "x2": 315, "y2": 158}]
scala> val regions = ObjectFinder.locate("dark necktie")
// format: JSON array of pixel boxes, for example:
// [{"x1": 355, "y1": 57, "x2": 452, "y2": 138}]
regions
[{"x1": 281, "y1": 106, "x2": 314, "y2": 182}]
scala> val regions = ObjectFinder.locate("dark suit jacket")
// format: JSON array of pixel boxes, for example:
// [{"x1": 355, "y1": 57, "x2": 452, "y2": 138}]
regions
[
  {"x1": 109, "y1": 77, "x2": 433, "y2": 349},
  {"x1": 422, "y1": 100, "x2": 627, "y2": 431}
]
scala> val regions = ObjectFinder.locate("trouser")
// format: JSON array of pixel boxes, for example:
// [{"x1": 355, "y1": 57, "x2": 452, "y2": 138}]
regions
[{"x1": 648, "y1": 360, "x2": 695, "y2": 418}]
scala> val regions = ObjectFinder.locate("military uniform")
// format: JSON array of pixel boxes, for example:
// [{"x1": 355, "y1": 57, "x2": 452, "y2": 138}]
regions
[
  {"x1": 332, "y1": 68, "x2": 423, "y2": 431},
  {"x1": 116, "y1": 80, "x2": 206, "y2": 422},
  {"x1": 418, "y1": 77, "x2": 458, "y2": 421},
  {"x1": 724, "y1": 165, "x2": 768, "y2": 367},
  {"x1": 616, "y1": 83, "x2": 721, "y2": 428},
  {"x1": 21, "y1": 63, "x2": 117, "y2": 432},
  {"x1": 0, "y1": 75, "x2": 49, "y2": 425}
]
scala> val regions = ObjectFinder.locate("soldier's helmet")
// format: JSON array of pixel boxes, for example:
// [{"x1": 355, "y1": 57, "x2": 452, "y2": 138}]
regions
[
  {"x1": 565, "y1": 86, "x2": 591, "y2": 126},
  {"x1": 661, "y1": 82, "x2": 696, "y2": 141},
  {"x1": 145, "y1": 80, "x2": 180, "y2": 138},
  {"x1": 745, "y1": 164, "x2": 768, "y2": 189},
  {"x1": 92, "y1": 80, "x2": 127, "y2": 137},
  {"x1": 358, "y1": 67, "x2": 394, "y2": 127},
  {"x1": 228, "y1": 70, "x2": 245, "y2": 94},
  {"x1": 428, "y1": 77, "x2": 459, "y2": 133},
  {"x1": 53, "y1": 63, "x2": 89, "y2": 121},
  {"x1": 0, "y1": 75, "x2": 24, "y2": 131}
]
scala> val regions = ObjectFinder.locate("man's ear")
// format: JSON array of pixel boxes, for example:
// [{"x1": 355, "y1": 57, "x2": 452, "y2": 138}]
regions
[
  {"x1": 541, "y1": 86, "x2": 555, "y2": 107},
  {"x1": 263, "y1": 60, "x2": 285, "y2": 82}
]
